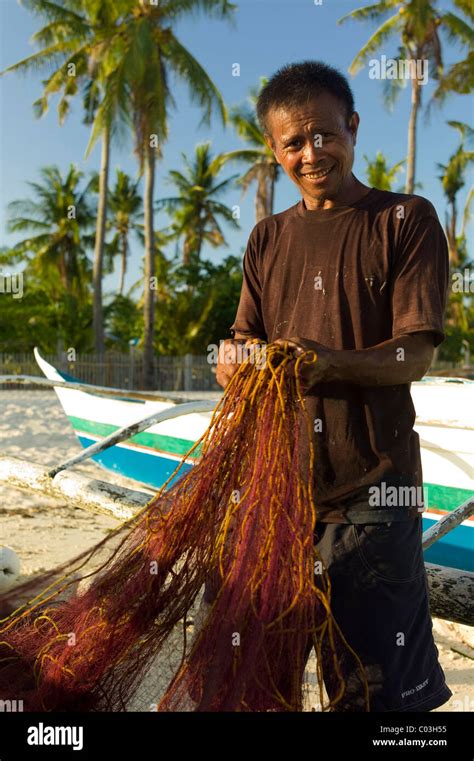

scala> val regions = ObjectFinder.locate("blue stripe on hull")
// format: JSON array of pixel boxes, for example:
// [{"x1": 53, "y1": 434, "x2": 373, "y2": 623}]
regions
[
  {"x1": 78, "y1": 437, "x2": 473, "y2": 572},
  {"x1": 422, "y1": 517, "x2": 474, "y2": 573},
  {"x1": 78, "y1": 435, "x2": 192, "y2": 490}
]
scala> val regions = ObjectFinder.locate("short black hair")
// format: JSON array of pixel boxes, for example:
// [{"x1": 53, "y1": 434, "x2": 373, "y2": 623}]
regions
[{"x1": 256, "y1": 61, "x2": 355, "y2": 143}]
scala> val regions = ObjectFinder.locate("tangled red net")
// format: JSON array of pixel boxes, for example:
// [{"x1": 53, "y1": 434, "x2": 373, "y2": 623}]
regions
[{"x1": 0, "y1": 341, "x2": 368, "y2": 712}]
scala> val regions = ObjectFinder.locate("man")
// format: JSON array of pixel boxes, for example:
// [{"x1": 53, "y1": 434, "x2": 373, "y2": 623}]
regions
[{"x1": 212, "y1": 61, "x2": 452, "y2": 712}]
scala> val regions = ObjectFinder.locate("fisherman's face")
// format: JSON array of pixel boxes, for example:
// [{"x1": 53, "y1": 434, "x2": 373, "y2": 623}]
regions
[{"x1": 264, "y1": 91, "x2": 360, "y2": 206}]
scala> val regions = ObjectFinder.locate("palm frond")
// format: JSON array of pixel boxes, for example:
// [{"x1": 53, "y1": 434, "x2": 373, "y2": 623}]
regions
[
  {"x1": 447, "y1": 121, "x2": 474, "y2": 144},
  {"x1": 461, "y1": 186, "x2": 474, "y2": 237},
  {"x1": 206, "y1": 200, "x2": 240, "y2": 226},
  {"x1": 347, "y1": 14, "x2": 401, "y2": 75},
  {"x1": 6, "y1": 217, "x2": 50, "y2": 233},
  {"x1": 338, "y1": 0, "x2": 398, "y2": 25},
  {"x1": 381, "y1": 67, "x2": 409, "y2": 110},
  {"x1": 154, "y1": 197, "x2": 186, "y2": 212},
  {"x1": 19, "y1": 0, "x2": 87, "y2": 25},
  {"x1": 439, "y1": 11, "x2": 474, "y2": 46},
  {"x1": 229, "y1": 111, "x2": 265, "y2": 146},
  {"x1": 31, "y1": 18, "x2": 89, "y2": 48},
  {"x1": 166, "y1": 171, "x2": 191, "y2": 191},
  {"x1": 207, "y1": 174, "x2": 240, "y2": 197},
  {"x1": 163, "y1": 31, "x2": 227, "y2": 127},
  {"x1": 453, "y1": 0, "x2": 473, "y2": 22},
  {"x1": 1, "y1": 40, "x2": 82, "y2": 77},
  {"x1": 159, "y1": 0, "x2": 237, "y2": 26}
]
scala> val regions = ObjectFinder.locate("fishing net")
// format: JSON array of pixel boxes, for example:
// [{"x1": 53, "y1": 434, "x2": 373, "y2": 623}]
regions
[{"x1": 0, "y1": 341, "x2": 369, "y2": 712}]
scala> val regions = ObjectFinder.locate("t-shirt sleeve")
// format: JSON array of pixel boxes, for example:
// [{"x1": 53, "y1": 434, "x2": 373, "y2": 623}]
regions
[
  {"x1": 390, "y1": 206, "x2": 449, "y2": 347},
  {"x1": 229, "y1": 229, "x2": 267, "y2": 340}
]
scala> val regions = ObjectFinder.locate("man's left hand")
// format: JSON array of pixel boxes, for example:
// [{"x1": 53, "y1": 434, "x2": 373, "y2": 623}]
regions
[{"x1": 273, "y1": 336, "x2": 331, "y2": 391}]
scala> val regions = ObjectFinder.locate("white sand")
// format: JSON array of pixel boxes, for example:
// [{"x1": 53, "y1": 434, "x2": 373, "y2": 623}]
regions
[{"x1": 0, "y1": 390, "x2": 472, "y2": 712}]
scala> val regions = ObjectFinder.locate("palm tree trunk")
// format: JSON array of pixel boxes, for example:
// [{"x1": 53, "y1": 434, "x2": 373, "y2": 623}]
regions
[
  {"x1": 449, "y1": 199, "x2": 458, "y2": 265},
  {"x1": 405, "y1": 75, "x2": 421, "y2": 194},
  {"x1": 183, "y1": 222, "x2": 201, "y2": 267},
  {"x1": 183, "y1": 237, "x2": 192, "y2": 266},
  {"x1": 255, "y1": 172, "x2": 268, "y2": 222},
  {"x1": 143, "y1": 140, "x2": 156, "y2": 389},
  {"x1": 59, "y1": 252, "x2": 69, "y2": 290},
  {"x1": 119, "y1": 232, "x2": 127, "y2": 295},
  {"x1": 267, "y1": 163, "x2": 277, "y2": 216},
  {"x1": 196, "y1": 219, "x2": 204, "y2": 260},
  {"x1": 92, "y1": 125, "x2": 110, "y2": 358}
]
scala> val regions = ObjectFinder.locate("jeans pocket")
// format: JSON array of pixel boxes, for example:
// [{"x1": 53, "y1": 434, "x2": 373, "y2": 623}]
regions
[{"x1": 352, "y1": 519, "x2": 426, "y2": 584}]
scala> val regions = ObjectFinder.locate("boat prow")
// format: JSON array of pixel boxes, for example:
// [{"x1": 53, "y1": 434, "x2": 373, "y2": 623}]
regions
[{"x1": 33, "y1": 347, "x2": 216, "y2": 490}]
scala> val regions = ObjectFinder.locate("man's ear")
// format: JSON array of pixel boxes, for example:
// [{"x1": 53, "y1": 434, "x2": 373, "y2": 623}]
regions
[{"x1": 349, "y1": 112, "x2": 360, "y2": 146}]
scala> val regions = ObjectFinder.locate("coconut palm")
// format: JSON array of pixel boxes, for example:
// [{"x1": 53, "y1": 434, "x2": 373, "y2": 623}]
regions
[
  {"x1": 105, "y1": 170, "x2": 144, "y2": 295},
  {"x1": 6, "y1": 164, "x2": 96, "y2": 301},
  {"x1": 1, "y1": 0, "x2": 131, "y2": 355},
  {"x1": 429, "y1": 0, "x2": 474, "y2": 107},
  {"x1": 95, "y1": 0, "x2": 236, "y2": 387},
  {"x1": 155, "y1": 142, "x2": 240, "y2": 267},
  {"x1": 223, "y1": 78, "x2": 280, "y2": 222},
  {"x1": 436, "y1": 121, "x2": 474, "y2": 362},
  {"x1": 437, "y1": 121, "x2": 474, "y2": 265},
  {"x1": 363, "y1": 151, "x2": 406, "y2": 191},
  {"x1": 337, "y1": 0, "x2": 472, "y2": 193}
]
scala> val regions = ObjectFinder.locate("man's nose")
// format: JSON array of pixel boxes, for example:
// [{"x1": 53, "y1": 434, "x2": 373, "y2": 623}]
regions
[{"x1": 301, "y1": 138, "x2": 322, "y2": 163}]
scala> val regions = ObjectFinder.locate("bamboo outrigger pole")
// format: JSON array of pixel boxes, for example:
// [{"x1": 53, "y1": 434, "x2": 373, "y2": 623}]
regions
[
  {"x1": 0, "y1": 455, "x2": 473, "y2": 626},
  {"x1": 423, "y1": 497, "x2": 474, "y2": 548},
  {"x1": 48, "y1": 400, "x2": 216, "y2": 477},
  {"x1": 0, "y1": 456, "x2": 150, "y2": 521}
]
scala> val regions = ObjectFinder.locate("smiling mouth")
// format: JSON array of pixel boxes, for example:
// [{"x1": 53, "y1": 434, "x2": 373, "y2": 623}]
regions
[{"x1": 302, "y1": 165, "x2": 335, "y2": 181}]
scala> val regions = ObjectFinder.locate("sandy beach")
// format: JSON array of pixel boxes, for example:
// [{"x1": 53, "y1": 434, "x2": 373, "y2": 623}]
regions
[{"x1": 0, "y1": 390, "x2": 472, "y2": 712}]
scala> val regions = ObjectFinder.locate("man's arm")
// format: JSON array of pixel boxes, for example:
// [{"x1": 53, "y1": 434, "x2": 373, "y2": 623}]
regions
[
  {"x1": 217, "y1": 223, "x2": 267, "y2": 389},
  {"x1": 275, "y1": 331, "x2": 435, "y2": 389}
]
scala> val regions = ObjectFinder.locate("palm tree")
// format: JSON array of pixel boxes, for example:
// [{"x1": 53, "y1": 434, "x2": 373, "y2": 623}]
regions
[
  {"x1": 429, "y1": 0, "x2": 474, "y2": 107},
  {"x1": 155, "y1": 142, "x2": 240, "y2": 267},
  {"x1": 363, "y1": 151, "x2": 406, "y2": 191},
  {"x1": 6, "y1": 164, "x2": 96, "y2": 301},
  {"x1": 116, "y1": 1, "x2": 235, "y2": 386},
  {"x1": 86, "y1": 77, "x2": 112, "y2": 359},
  {"x1": 437, "y1": 121, "x2": 474, "y2": 265},
  {"x1": 337, "y1": 0, "x2": 471, "y2": 193},
  {"x1": 225, "y1": 78, "x2": 280, "y2": 222},
  {"x1": 435, "y1": 121, "x2": 474, "y2": 363},
  {"x1": 1, "y1": 0, "x2": 130, "y2": 355},
  {"x1": 105, "y1": 169, "x2": 144, "y2": 295}
]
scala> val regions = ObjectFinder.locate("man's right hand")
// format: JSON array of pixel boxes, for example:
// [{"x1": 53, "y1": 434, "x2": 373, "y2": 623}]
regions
[{"x1": 216, "y1": 338, "x2": 247, "y2": 389}]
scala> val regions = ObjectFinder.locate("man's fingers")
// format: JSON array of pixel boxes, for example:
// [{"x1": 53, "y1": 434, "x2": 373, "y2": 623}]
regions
[
  {"x1": 216, "y1": 361, "x2": 242, "y2": 389},
  {"x1": 216, "y1": 339, "x2": 244, "y2": 388},
  {"x1": 216, "y1": 338, "x2": 269, "y2": 388},
  {"x1": 273, "y1": 338, "x2": 304, "y2": 356}
]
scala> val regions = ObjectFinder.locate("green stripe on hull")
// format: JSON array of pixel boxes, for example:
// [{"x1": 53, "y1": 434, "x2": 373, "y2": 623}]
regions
[
  {"x1": 424, "y1": 483, "x2": 474, "y2": 513},
  {"x1": 67, "y1": 416, "x2": 473, "y2": 510},
  {"x1": 68, "y1": 415, "x2": 202, "y2": 459}
]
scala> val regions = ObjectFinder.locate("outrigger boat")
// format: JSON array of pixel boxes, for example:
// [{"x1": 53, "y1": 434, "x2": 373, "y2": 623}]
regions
[
  {"x1": 33, "y1": 348, "x2": 474, "y2": 573},
  {"x1": 0, "y1": 348, "x2": 472, "y2": 626}
]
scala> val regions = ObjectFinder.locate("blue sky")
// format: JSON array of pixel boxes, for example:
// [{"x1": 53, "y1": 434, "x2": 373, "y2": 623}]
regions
[{"x1": 1, "y1": 0, "x2": 473, "y2": 298}]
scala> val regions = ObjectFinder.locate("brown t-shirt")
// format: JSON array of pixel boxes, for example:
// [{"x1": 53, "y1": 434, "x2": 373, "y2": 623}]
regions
[{"x1": 229, "y1": 188, "x2": 449, "y2": 523}]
